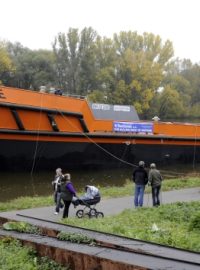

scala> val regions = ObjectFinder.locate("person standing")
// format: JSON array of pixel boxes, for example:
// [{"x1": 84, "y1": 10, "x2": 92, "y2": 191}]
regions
[
  {"x1": 52, "y1": 168, "x2": 64, "y2": 214},
  {"x1": 132, "y1": 161, "x2": 148, "y2": 207},
  {"x1": 148, "y1": 163, "x2": 163, "y2": 207},
  {"x1": 60, "y1": 173, "x2": 76, "y2": 218}
]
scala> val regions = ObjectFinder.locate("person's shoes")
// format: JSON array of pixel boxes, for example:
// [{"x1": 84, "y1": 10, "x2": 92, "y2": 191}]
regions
[{"x1": 54, "y1": 212, "x2": 58, "y2": 215}]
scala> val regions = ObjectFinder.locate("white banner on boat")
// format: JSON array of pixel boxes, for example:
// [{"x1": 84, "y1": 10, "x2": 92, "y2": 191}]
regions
[
  {"x1": 113, "y1": 122, "x2": 153, "y2": 133},
  {"x1": 113, "y1": 105, "x2": 130, "y2": 112},
  {"x1": 92, "y1": 103, "x2": 110, "y2": 110}
]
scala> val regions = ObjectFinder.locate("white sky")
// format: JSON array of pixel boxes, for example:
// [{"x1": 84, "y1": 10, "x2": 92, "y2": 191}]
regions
[{"x1": 1, "y1": 0, "x2": 200, "y2": 63}]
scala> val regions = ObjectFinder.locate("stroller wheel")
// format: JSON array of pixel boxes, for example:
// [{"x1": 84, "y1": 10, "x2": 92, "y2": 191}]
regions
[
  {"x1": 96, "y1": 212, "x2": 104, "y2": 218},
  {"x1": 89, "y1": 208, "x2": 97, "y2": 217},
  {"x1": 76, "y1": 209, "x2": 84, "y2": 218}
]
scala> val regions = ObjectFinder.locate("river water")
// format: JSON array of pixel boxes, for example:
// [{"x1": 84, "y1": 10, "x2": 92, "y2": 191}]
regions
[
  {"x1": 1, "y1": 163, "x2": 200, "y2": 202},
  {"x1": 0, "y1": 167, "x2": 133, "y2": 202}
]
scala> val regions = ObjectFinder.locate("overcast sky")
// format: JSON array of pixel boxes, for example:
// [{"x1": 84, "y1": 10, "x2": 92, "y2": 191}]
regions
[{"x1": 1, "y1": 0, "x2": 200, "y2": 63}]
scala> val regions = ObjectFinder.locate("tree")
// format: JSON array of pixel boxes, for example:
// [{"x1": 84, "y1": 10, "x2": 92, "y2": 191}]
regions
[
  {"x1": 181, "y1": 64, "x2": 200, "y2": 105},
  {"x1": 53, "y1": 27, "x2": 99, "y2": 95},
  {"x1": 113, "y1": 31, "x2": 174, "y2": 116},
  {"x1": 92, "y1": 37, "x2": 118, "y2": 99},
  {"x1": 158, "y1": 85, "x2": 184, "y2": 119},
  {"x1": 5, "y1": 42, "x2": 55, "y2": 90},
  {"x1": 0, "y1": 41, "x2": 14, "y2": 84}
]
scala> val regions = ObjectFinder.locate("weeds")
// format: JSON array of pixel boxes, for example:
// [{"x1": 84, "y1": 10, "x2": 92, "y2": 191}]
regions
[
  {"x1": 3, "y1": 221, "x2": 40, "y2": 234},
  {"x1": 57, "y1": 231, "x2": 96, "y2": 245}
]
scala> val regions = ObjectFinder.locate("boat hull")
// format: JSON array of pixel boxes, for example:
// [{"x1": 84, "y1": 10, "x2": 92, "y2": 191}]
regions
[{"x1": 1, "y1": 139, "x2": 200, "y2": 172}]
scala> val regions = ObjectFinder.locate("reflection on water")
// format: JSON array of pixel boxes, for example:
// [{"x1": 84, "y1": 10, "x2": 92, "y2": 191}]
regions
[
  {"x1": 0, "y1": 168, "x2": 132, "y2": 202},
  {"x1": 0, "y1": 164, "x2": 200, "y2": 202}
]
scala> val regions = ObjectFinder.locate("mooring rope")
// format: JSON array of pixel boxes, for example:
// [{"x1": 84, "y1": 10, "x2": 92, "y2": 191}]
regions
[
  {"x1": 56, "y1": 108, "x2": 137, "y2": 168},
  {"x1": 56, "y1": 107, "x2": 198, "y2": 177},
  {"x1": 30, "y1": 93, "x2": 45, "y2": 195}
]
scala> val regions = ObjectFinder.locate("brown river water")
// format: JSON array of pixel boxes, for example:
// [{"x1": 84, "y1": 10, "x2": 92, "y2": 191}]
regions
[{"x1": 0, "y1": 163, "x2": 200, "y2": 202}]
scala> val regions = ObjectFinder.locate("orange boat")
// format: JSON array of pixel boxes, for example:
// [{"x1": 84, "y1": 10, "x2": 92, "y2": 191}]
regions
[{"x1": 0, "y1": 86, "x2": 200, "y2": 171}]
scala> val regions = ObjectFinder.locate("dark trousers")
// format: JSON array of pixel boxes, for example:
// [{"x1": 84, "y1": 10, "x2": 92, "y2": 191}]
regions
[
  {"x1": 62, "y1": 200, "x2": 72, "y2": 218},
  {"x1": 152, "y1": 185, "x2": 161, "y2": 206}
]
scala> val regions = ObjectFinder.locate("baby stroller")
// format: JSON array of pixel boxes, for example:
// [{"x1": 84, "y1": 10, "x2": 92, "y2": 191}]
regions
[
  {"x1": 73, "y1": 194, "x2": 104, "y2": 218},
  {"x1": 72, "y1": 186, "x2": 104, "y2": 218}
]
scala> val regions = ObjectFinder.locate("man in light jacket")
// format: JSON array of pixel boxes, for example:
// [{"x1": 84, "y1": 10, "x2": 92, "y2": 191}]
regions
[{"x1": 148, "y1": 163, "x2": 163, "y2": 206}]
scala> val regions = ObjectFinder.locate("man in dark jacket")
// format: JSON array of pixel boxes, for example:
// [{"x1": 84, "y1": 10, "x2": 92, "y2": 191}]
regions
[{"x1": 132, "y1": 161, "x2": 148, "y2": 207}]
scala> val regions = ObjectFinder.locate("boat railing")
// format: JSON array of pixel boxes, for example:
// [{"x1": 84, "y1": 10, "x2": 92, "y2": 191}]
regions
[
  {"x1": 47, "y1": 89, "x2": 86, "y2": 99},
  {"x1": 62, "y1": 93, "x2": 86, "y2": 99}
]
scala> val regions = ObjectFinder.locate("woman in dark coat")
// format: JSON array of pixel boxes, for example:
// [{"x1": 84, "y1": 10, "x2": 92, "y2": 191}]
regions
[{"x1": 60, "y1": 173, "x2": 76, "y2": 218}]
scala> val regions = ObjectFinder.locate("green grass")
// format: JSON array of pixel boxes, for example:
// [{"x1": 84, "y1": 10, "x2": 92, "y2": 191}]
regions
[
  {"x1": 62, "y1": 201, "x2": 200, "y2": 252},
  {"x1": 97, "y1": 176, "x2": 200, "y2": 198},
  {"x1": 0, "y1": 196, "x2": 53, "y2": 212},
  {"x1": 0, "y1": 238, "x2": 70, "y2": 270},
  {"x1": 0, "y1": 176, "x2": 199, "y2": 212}
]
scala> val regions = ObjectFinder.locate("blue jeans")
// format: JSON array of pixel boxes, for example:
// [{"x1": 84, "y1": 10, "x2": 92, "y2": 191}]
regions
[{"x1": 134, "y1": 185, "x2": 145, "y2": 207}]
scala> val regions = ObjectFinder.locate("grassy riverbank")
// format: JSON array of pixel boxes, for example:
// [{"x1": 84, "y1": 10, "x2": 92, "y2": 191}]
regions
[
  {"x1": 0, "y1": 176, "x2": 199, "y2": 266},
  {"x1": 0, "y1": 176, "x2": 199, "y2": 212},
  {"x1": 63, "y1": 201, "x2": 200, "y2": 252}
]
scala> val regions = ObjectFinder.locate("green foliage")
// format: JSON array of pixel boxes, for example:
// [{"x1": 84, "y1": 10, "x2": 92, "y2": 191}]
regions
[
  {"x1": 111, "y1": 80, "x2": 132, "y2": 105},
  {"x1": 0, "y1": 42, "x2": 13, "y2": 71},
  {"x1": 63, "y1": 201, "x2": 200, "y2": 252},
  {"x1": 87, "y1": 89, "x2": 107, "y2": 103},
  {"x1": 0, "y1": 238, "x2": 69, "y2": 269},
  {"x1": 158, "y1": 85, "x2": 184, "y2": 118},
  {"x1": 0, "y1": 41, "x2": 14, "y2": 85},
  {"x1": 190, "y1": 103, "x2": 200, "y2": 118},
  {"x1": 111, "y1": 31, "x2": 174, "y2": 115},
  {"x1": 53, "y1": 27, "x2": 99, "y2": 95},
  {"x1": 181, "y1": 63, "x2": 200, "y2": 105},
  {"x1": 3, "y1": 221, "x2": 40, "y2": 234},
  {"x1": 5, "y1": 42, "x2": 56, "y2": 89},
  {"x1": 57, "y1": 231, "x2": 96, "y2": 245}
]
